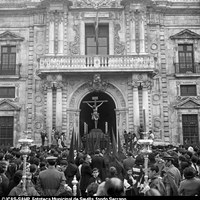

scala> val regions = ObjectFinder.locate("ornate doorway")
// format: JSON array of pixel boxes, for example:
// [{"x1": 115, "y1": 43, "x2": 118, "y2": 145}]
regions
[{"x1": 80, "y1": 91, "x2": 116, "y2": 138}]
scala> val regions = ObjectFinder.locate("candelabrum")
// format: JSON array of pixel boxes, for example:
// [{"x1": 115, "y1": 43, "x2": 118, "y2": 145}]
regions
[
  {"x1": 72, "y1": 175, "x2": 78, "y2": 196},
  {"x1": 18, "y1": 138, "x2": 33, "y2": 196},
  {"x1": 137, "y1": 132, "x2": 153, "y2": 194}
]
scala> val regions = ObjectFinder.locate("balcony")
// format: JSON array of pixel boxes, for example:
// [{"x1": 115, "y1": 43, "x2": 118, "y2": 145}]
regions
[
  {"x1": 37, "y1": 55, "x2": 156, "y2": 75},
  {"x1": 0, "y1": 64, "x2": 21, "y2": 79},
  {"x1": 174, "y1": 62, "x2": 200, "y2": 77}
]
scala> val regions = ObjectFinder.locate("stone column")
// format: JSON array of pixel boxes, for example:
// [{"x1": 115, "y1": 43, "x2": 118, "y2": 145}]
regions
[
  {"x1": 130, "y1": 11, "x2": 136, "y2": 54},
  {"x1": 56, "y1": 85, "x2": 63, "y2": 132},
  {"x1": 132, "y1": 83, "x2": 140, "y2": 133},
  {"x1": 142, "y1": 85, "x2": 149, "y2": 132},
  {"x1": 49, "y1": 12, "x2": 55, "y2": 55},
  {"x1": 139, "y1": 13, "x2": 145, "y2": 53},
  {"x1": 58, "y1": 12, "x2": 64, "y2": 55},
  {"x1": 46, "y1": 86, "x2": 53, "y2": 145}
]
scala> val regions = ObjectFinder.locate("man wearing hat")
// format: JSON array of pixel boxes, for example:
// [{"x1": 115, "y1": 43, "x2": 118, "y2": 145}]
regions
[
  {"x1": 162, "y1": 153, "x2": 181, "y2": 196},
  {"x1": 36, "y1": 156, "x2": 66, "y2": 196}
]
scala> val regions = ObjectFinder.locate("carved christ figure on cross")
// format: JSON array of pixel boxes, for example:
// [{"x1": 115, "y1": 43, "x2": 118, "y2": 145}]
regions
[{"x1": 83, "y1": 97, "x2": 108, "y2": 129}]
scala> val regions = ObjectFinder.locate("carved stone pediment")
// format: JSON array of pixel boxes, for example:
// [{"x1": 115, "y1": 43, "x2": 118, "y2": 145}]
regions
[
  {"x1": 175, "y1": 97, "x2": 200, "y2": 109},
  {"x1": 0, "y1": 99, "x2": 21, "y2": 111},
  {"x1": 170, "y1": 29, "x2": 200, "y2": 40},
  {"x1": 0, "y1": 31, "x2": 24, "y2": 41}
]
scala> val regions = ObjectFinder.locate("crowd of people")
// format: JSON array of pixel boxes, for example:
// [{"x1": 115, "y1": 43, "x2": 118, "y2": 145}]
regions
[{"x1": 1, "y1": 130, "x2": 200, "y2": 196}]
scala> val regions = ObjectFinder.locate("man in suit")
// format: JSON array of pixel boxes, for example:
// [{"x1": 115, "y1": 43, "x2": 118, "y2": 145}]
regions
[
  {"x1": 60, "y1": 159, "x2": 80, "y2": 195},
  {"x1": 80, "y1": 154, "x2": 93, "y2": 196},
  {"x1": 162, "y1": 154, "x2": 181, "y2": 196},
  {"x1": 88, "y1": 168, "x2": 102, "y2": 185},
  {"x1": 91, "y1": 149, "x2": 106, "y2": 181},
  {"x1": 36, "y1": 156, "x2": 66, "y2": 196}
]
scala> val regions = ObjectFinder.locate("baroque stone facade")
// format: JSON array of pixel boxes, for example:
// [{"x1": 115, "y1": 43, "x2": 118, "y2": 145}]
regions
[{"x1": 0, "y1": 0, "x2": 199, "y2": 147}]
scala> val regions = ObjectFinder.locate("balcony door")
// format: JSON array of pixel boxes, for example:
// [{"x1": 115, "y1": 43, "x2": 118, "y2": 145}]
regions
[
  {"x1": 182, "y1": 114, "x2": 199, "y2": 145},
  {"x1": 0, "y1": 116, "x2": 14, "y2": 146},
  {"x1": 85, "y1": 23, "x2": 109, "y2": 55},
  {"x1": 178, "y1": 44, "x2": 194, "y2": 73}
]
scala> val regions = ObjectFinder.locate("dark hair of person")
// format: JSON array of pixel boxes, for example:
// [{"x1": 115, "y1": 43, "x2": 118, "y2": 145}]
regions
[
  {"x1": 47, "y1": 159, "x2": 56, "y2": 166},
  {"x1": 183, "y1": 166, "x2": 196, "y2": 179},
  {"x1": 149, "y1": 165, "x2": 159, "y2": 173},
  {"x1": 104, "y1": 177, "x2": 124, "y2": 196},
  {"x1": 86, "y1": 182, "x2": 99, "y2": 196}
]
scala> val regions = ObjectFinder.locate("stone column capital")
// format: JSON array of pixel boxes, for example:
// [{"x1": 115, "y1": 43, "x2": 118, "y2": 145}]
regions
[
  {"x1": 57, "y1": 11, "x2": 64, "y2": 23},
  {"x1": 141, "y1": 80, "x2": 152, "y2": 89},
  {"x1": 131, "y1": 80, "x2": 141, "y2": 88},
  {"x1": 56, "y1": 81, "x2": 64, "y2": 89},
  {"x1": 42, "y1": 81, "x2": 52, "y2": 91},
  {"x1": 48, "y1": 11, "x2": 55, "y2": 22}
]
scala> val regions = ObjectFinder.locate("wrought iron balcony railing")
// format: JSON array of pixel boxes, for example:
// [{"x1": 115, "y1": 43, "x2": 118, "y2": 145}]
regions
[
  {"x1": 0, "y1": 64, "x2": 21, "y2": 76},
  {"x1": 38, "y1": 55, "x2": 156, "y2": 73},
  {"x1": 174, "y1": 62, "x2": 200, "y2": 74}
]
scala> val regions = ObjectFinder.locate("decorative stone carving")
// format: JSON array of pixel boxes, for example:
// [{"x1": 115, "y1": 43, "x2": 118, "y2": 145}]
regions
[
  {"x1": 147, "y1": 12, "x2": 163, "y2": 25},
  {"x1": 151, "y1": 43, "x2": 158, "y2": 51},
  {"x1": 69, "y1": 24, "x2": 80, "y2": 55},
  {"x1": 69, "y1": 81, "x2": 126, "y2": 108},
  {"x1": 88, "y1": 74, "x2": 108, "y2": 92},
  {"x1": 129, "y1": 10, "x2": 136, "y2": 22},
  {"x1": 107, "y1": 83, "x2": 126, "y2": 107},
  {"x1": 42, "y1": 80, "x2": 52, "y2": 91},
  {"x1": 35, "y1": 43, "x2": 45, "y2": 55},
  {"x1": 131, "y1": 80, "x2": 141, "y2": 88},
  {"x1": 35, "y1": 93, "x2": 45, "y2": 107},
  {"x1": 142, "y1": 80, "x2": 152, "y2": 89},
  {"x1": 152, "y1": 93, "x2": 161, "y2": 102},
  {"x1": 42, "y1": 74, "x2": 64, "y2": 90},
  {"x1": 57, "y1": 11, "x2": 64, "y2": 23},
  {"x1": 49, "y1": 11, "x2": 55, "y2": 23},
  {"x1": 34, "y1": 121, "x2": 42, "y2": 130},
  {"x1": 154, "y1": 118, "x2": 161, "y2": 128},
  {"x1": 114, "y1": 23, "x2": 125, "y2": 55},
  {"x1": 72, "y1": 0, "x2": 122, "y2": 9},
  {"x1": 34, "y1": 13, "x2": 44, "y2": 25}
]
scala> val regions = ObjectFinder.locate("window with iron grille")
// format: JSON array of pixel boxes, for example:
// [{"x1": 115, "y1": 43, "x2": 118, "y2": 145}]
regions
[
  {"x1": 0, "y1": 87, "x2": 15, "y2": 98},
  {"x1": 85, "y1": 24, "x2": 109, "y2": 55},
  {"x1": 1, "y1": 46, "x2": 16, "y2": 75},
  {"x1": 182, "y1": 114, "x2": 199, "y2": 146},
  {"x1": 178, "y1": 44, "x2": 194, "y2": 73},
  {"x1": 0, "y1": 116, "x2": 13, "y2": 146},
  {"x1": 180, "y1": 85, "x2": 197, "y2": 96}
]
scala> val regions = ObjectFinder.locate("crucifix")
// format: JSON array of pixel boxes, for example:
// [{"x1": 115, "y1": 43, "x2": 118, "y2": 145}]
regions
[{"x1": 83, "y1": 96, "x2": 108, "y2": 129}]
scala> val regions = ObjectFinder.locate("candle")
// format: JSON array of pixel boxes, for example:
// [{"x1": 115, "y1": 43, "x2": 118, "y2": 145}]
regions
[
  {"x1": 26, "y1": 107, "x2": 29, "y2": 131},
  {"x1": 143, "y1": 108, "x2": 146, "y2": 132},
  {"x1": 105, "y1": 122, "x2": 108, "y2": 133},
  {"x1": 84, "y1": 122, "x2": 86, "y2": 134}
]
